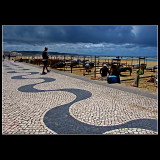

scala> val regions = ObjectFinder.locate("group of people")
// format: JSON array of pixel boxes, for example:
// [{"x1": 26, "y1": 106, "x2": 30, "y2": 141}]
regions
[
  {"x1": 41, "y1": 47, "x2": 121, "y2": 82},
  {"x1": 2, "y1": 47, "x2": 143, "y2": 87},
  {"x1": 3, "y1": 54, "x2": 10, "y2": 61},
  {"x1": 42, "y1": 47, "x2": 121, "y2": 82},
  {"x1": 9, "y1": 47, "x2": 142, "y2": 87},
  {"x1": 100, "y1": 63, "x2": 120, "y2": 83},
  {"x1": 100, "y1": 62, "x2": 144, "y2": 86}
]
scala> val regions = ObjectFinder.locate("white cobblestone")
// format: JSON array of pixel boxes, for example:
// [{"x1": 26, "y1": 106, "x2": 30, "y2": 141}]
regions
[{"x1": 2, "y1": 60, "x2": 158, "y2": 135}]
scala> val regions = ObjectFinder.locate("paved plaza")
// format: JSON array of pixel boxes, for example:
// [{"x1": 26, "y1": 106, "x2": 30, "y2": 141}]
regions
[{"x1": 2, "y1": 60, "x2": 158, "y2": 135}]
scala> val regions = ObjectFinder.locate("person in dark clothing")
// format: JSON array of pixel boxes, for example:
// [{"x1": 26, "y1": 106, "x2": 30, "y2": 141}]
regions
[
  {"x1": 3, "y1": 54, "x2": 5, "y2": 61},
  {"x1": 42, "y1": 47, "x2": 50, "y2": 74},
  {"x1": 100, "y1": 64, "x2": 110, "y2": 77},
  {"x1": 8, "y1": 54, "x2": 11, "y2": 60},
  {"x1": 111, "y1": 65, "x2": 120, "y2": 83}
]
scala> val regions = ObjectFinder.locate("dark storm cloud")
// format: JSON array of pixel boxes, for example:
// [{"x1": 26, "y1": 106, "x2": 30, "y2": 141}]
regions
[
  {"x1": 3, "y1": 25, "x2": 157, "y2": 47},
  {"x1": 133, "y1": 26, "x2": 157, "y2": 47}
]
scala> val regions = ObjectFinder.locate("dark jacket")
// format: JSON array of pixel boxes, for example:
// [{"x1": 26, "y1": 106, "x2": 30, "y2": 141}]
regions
[
  {"x1": 100, "y1": 67, "x2": 110, "y2": 77},
  {"x1": 111, "y1": 69, "x2": 120, "y2": 83},
  {"x1": 42, "y1": 51, "x2": 48, "y2": 59}
]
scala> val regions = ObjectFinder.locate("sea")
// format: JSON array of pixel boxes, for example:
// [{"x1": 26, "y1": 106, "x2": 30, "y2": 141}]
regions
[
  {"x1": 98, "y1": 56, "x2": 158, "y2": 62},
  {"x1": 15, "y1": 51, "x2": 158, "y2": 62}
]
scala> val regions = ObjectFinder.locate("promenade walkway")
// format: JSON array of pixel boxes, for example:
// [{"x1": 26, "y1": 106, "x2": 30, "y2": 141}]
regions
[{"x1": 2, "y1": 60, "x2": 158, "y2": 135}]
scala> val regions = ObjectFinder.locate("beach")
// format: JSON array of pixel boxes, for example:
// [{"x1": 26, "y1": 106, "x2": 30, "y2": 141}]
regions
[
  {"x1": 10, "y1": 55, "x2": 158, "y2": 93},
  {"x1": 61, "y1": 58, "x2": 158, "y2": 93},
  {"x1": 117, "y1": 60, "x2": 157, "y2": 92}
]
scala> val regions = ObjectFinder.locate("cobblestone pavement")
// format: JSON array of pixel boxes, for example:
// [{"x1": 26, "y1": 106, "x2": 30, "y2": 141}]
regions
[{"x1": 2, "y1": 60, "x2": 158, "y2": 135}]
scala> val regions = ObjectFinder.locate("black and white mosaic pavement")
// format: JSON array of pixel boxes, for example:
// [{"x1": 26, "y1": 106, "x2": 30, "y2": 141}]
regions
[{"x1": 2, "y1": 60, "x2": 158, "y2": 134}]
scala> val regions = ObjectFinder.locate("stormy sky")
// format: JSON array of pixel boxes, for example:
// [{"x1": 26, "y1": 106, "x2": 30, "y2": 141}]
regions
[{"x1": 2, "y1": 25, "x2": 158, "y2": 57}]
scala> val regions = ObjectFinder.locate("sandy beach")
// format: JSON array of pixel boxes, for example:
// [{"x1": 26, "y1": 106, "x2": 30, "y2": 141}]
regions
[
  {"x1": 61, "y1": 58, "x2": 158, "y2": 93},
  {"x1": 11, "y1": 56, "x2": 158, "y2": 93}
]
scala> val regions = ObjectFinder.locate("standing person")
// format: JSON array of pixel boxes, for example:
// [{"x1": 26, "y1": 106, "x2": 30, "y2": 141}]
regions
[
  {"x1": 100, "y1": 64, "x2": 110, "y2": 77},
  {"x1": 8, "y1": 53, "x2": 11, "y2": 60},
  {"x1": 3, "y1": 54, "x2": 5, "y2": 62},
  {"x1": 136, "y1": 68, "x2": 143, "y2": 87},
  {"x1": 42, "y1": 47, "x2": 50, "y2": 74},
  {"x1": 111, "y1": 65, "x2": 120, "y2": 83},
  {"x1": 131, "y1": 68, "x2": 143, "y2": 87}
]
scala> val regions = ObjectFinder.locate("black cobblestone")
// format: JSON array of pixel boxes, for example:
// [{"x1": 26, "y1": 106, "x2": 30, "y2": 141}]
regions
[{"x1": 2, "y1": 60, "x2": 158, "y2": 135}]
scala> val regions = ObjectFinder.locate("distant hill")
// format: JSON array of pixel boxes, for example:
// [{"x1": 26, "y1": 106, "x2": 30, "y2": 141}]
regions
[
  {"x1": 3, "y1": 51, "x2": 22, "y2": 56},
  {"x1": 13, "y1": 51, "x2": 79, "y2": 56}
]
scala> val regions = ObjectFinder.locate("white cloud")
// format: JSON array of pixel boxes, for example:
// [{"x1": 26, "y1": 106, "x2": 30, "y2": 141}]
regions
[
  {"x1": 131, "y1": 26, "x2": 139, "y2": 36},
  {"x1": 3, "y1": 41, "x2": 157, "y2": 57}
]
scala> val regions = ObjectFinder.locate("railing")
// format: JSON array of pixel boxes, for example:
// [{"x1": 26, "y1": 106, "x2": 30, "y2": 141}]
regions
[{"x1": 14, "y1": 55, "x2": 156, "y2": 79}]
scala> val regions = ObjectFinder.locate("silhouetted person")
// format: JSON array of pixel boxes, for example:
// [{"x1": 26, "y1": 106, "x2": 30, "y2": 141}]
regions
[
  {"x1": 3, "y1": 54, "x2": 5, "y2": 62},
  {"x1": 8, "y1": 54, "x2": 11, "y2": 60},
  {"x1": 42, "y1": 47, "x2": 50, "y2": 74}
]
